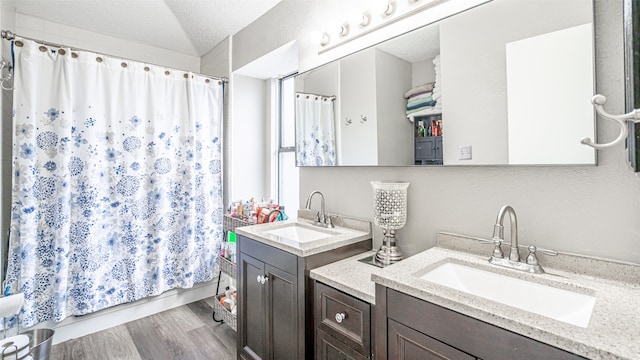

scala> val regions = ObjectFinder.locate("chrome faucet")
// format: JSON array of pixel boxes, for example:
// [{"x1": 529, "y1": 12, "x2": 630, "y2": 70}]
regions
[
  {"x1": 305, "y1": 190, "x2": 334, "y2": 228},
  {"x1": 492, "y1": 205, "x2": 520, "y2": 262},
  {"x1": 481, "y1": 205, "x2": 557, "y2": 274}
]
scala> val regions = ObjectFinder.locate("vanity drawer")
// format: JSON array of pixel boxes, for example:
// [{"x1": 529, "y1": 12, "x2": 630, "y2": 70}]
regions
[{"x1": 315, "y1": 281, "x2": 371, "y2": 357}]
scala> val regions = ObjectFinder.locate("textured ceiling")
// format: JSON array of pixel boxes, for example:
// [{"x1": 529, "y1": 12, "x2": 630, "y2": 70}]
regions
[{"x1": 7, "y1": 0, "x2": 282, "y2": 57}]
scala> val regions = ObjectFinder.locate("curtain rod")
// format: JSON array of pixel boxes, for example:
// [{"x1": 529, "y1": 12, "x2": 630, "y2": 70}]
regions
[
  {"x1": 1, "y1": 29, "x2": 228, "y2": 83},
  {"x1": 296, "y1": 92, "x2": 336, "y2": 100}
]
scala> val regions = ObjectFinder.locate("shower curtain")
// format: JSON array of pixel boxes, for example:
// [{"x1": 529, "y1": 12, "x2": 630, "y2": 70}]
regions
[
  {"x1": 4, "y1": 39, "x2": 223, "y2": 327},
  {"x1": 295, "y1": 93, "x2": 336, "y2": 166}
]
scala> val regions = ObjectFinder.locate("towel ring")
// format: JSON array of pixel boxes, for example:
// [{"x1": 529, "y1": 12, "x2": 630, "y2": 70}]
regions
[{"x1": 580, "y1": 94, "x2": 640, "y2": 149}]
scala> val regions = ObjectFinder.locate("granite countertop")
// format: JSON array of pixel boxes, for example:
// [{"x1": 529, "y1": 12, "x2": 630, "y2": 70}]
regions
[
  {"x1": 235, "y1": 216, "x2": 371, "y2": 257},
  {"x1": 310, "y1": 250, "x2": 384, "y2": 304},
  {"x1": 371, "y1": 246, "x2": 640, "y2": 360},
  {"x1": 311, "y1": 232, "x2": 640, "y2": 359}
]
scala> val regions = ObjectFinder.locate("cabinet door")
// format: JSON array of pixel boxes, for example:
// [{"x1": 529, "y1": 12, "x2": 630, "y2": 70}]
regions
[
  {"x1": 240, "y1": 254, "x2": 267, "y2": 360},
  {"x1": 266, "y1": 264, "x2": 298, "y2": 360},
  {"x1": 415, "y1": 137, "x2": 437, "y2": 160},
  {"x1": 388, "y1": 319, "x2": 474, "y2": 360},
  {"x1": 435, "y1": 137, "x2": 443, "y2": 159},
  {"x1": 316, "y1": 329, "x2": 369, "y2": 360}
]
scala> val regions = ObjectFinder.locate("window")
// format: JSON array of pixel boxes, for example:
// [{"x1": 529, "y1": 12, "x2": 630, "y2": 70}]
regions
[{"x1": 277, "y1": 74, "x2": 298, "y2": 213}]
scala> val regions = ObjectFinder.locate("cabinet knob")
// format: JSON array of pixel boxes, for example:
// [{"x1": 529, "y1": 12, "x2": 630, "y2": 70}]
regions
[
  {"x1": 335, "y1": 312, "x2": 347, "y2": 323},
  {"x1": 256, "y1": 275, "x2": 268, "y2": 285}
]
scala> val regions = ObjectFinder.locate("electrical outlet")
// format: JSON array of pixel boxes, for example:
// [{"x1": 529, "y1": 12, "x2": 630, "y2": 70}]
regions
[{"x1": 460, "y1": 145, "x2": 472, "y2": 160}]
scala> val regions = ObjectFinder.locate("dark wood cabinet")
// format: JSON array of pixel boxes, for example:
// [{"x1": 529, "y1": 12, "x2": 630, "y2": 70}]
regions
[
  {"x1": 388, "y1": 319, "x2": 474, "y2": 360},
  {"x1": 375, "y1": 285, "x2": 586, "y2": 360},
  {"x1": 316, "y1": 329, "x2": 369, "y2": 360},
  {"x1": 238, "y1": 236, "x2": 300, "y2": 360},
  {"x1": 238, "y1": 235, "x2": 371, "y2": 360},
  {"x1": 314, "y1": 281, "x2": 371, "y2": 359}
]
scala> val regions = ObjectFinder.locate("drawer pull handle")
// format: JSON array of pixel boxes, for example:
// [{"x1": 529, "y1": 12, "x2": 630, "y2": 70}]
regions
[{"x1": 335, "y1": 312, "x2": 347, "y2": 323}]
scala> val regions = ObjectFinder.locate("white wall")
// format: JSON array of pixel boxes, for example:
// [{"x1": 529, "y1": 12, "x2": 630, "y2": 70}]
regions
[
  {"x1": 375, "y1": 49, "x2": 413, "y2": 166},
  {"x1": 233, "y1": 0, "x2": 640, "y2": 264},
  {"x1": 412, "y1": 57, "x2": 436, "y2": 88},
  {"x1": 229, "y1": 74, "x2": 268, "y2": 202},
  {"x1": 15, "y1": 13, "x2": 200, "y2": 72}
]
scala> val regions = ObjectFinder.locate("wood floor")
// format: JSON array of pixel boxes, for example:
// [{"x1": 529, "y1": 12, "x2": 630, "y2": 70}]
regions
[{"x1": 50, "y1": 298, "x2": 237, "y2": 360}]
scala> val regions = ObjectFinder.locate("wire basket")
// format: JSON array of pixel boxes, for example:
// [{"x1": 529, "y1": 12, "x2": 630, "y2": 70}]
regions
[
  {"x1": 223, "y1": 215, "x2": 254, "y2": 233},
  {"x1": 213, "y1": 294, "x2": 237, "y2": 331},
  {"x1": 218, "y1": 256, "x2": 236, "y2": 278}
]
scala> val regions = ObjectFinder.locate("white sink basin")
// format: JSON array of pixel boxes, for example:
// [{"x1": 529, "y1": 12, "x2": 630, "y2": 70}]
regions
[
  {"x1": 418, "y1": 262, "x2": 596, "y2": 328},
  {"x1": 264, "y1": 223, "x2": 337, "y2": 243}
]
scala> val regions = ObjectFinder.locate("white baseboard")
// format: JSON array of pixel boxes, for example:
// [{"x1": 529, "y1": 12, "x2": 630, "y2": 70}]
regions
[{"x1": 28, "y1": 274, "x2": 229, "y2": 345}]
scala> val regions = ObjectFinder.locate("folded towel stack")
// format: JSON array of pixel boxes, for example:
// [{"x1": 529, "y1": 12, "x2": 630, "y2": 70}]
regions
[{"x1": 405, "y1": 55, "x2": 442, "y2": 122}]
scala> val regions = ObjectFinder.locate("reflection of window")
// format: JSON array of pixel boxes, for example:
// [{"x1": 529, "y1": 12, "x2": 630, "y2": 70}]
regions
[{"x1": 277, "y1": 74, "x2": 298, "y2": 212}]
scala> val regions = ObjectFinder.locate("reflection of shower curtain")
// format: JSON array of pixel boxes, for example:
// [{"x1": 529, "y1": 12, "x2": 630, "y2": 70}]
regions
[
  {"x1": 4, "y1": 39, "x2": 223, "y2": 327},
  {"x1": 295, "y1": 93, "x2": 336, "y2": 166}
]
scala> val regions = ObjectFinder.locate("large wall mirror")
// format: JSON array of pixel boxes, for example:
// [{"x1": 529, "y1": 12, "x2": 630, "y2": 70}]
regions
[{"x1": 295, "y1": 0, "x2": 595, "y2": 167}]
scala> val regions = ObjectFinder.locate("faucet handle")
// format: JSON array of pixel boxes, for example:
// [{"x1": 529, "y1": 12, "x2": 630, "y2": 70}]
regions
[
  {"x1": 475, "y1": 237, "x2": 504, "y2": 258},
  {"x1": 325, "y1": 213, "x2": 335, "y2": 228},
  {"x1": 524, "y1": 245, "x2": 558, "y2": 265}
]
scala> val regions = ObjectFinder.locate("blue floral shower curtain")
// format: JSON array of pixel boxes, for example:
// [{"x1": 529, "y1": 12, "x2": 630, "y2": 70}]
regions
[
  {"x1": 4, "y1": 39, "x2": 223, "y2": 327},
  {"x1": 295, "y1": 93, "x2": 336, "y2": 166}
]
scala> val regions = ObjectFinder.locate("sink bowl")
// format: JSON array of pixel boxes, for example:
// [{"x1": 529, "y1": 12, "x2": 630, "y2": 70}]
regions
[
  {"x1": 418, "y1": 262, "x2": 596, "y2": 328},
  {"x1": 264, "y1": 223, "x2": 338, "y2": 243}
]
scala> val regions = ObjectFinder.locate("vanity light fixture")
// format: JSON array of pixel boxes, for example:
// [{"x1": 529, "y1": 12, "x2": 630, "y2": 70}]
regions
[
  {"x1": 317, "y1": 0, "x2": 440, "y2": 52},
  {"x1": 336, "y1": 23, "x2": 350, "y2": 37},
  {"x1": 348, "y1": 9, "x2": 371, "y2": 28},
  {"x1": 375, "y1": 0, "x2": 396, "y2": 17},
  {"x1": 320, "y1": 33, "x2": 330, "y2": 46},
  {"x1": 311, "y1": 30, "x2": 331, "y2": 47}
]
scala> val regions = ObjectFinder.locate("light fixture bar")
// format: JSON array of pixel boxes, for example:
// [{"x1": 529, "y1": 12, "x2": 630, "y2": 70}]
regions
[{"x1": 318, "y1": 0, "x2": 445, "y2": 54}]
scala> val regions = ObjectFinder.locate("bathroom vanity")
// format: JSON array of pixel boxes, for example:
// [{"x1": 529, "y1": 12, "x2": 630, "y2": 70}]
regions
[
  {"x1": 310, "y1": 232, "x2": 640, "y2": 360},
  {"x1": 376, "y1": 286, "x2": 583, "y2": 359},
  {"x1": 235, "y1": 216, "x2": 372, "y2": 360}
]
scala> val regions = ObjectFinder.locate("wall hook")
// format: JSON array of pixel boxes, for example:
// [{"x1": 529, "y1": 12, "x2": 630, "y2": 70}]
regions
[
  {"x1": 360, "y1": 115, "x2": 367, "y2": 124},
  {"x1": 581, "y1": 94, "x2": 640, "y2": 149},
  {"x1": 345, "y1": 117, "x2": 352, "y2": 126}
]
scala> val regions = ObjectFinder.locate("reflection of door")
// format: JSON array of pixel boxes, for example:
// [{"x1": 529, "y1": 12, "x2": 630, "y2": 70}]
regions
[
  {"x1": 506, "y1": 23, "x2": 594, "y2": 165},
  {"x1": 340, "y1": 49, "x2": 377, "y2": 166}
]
